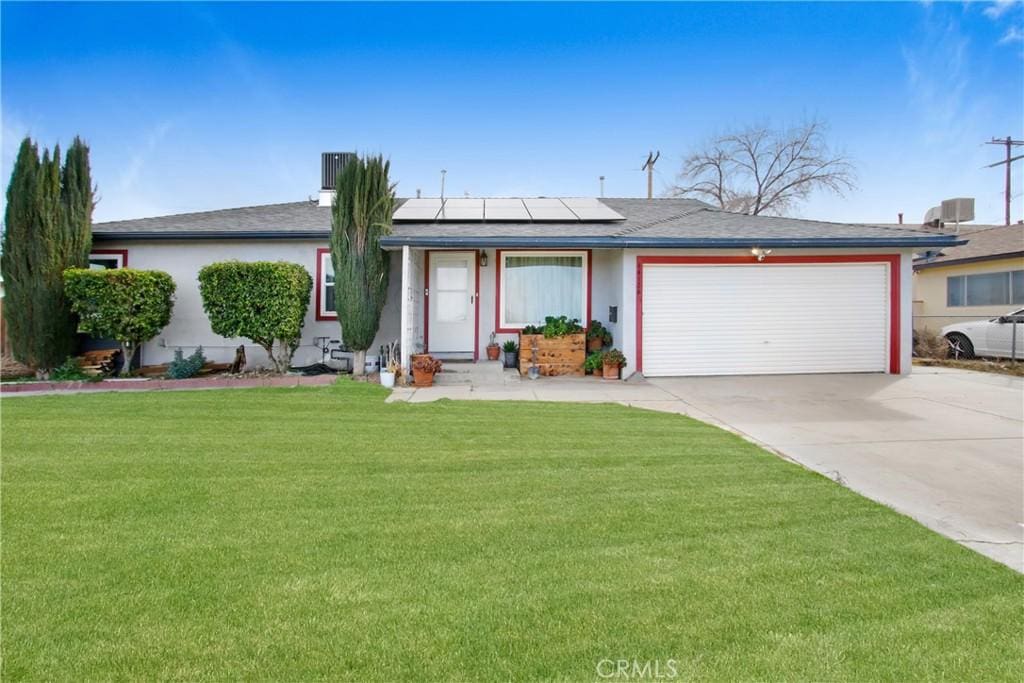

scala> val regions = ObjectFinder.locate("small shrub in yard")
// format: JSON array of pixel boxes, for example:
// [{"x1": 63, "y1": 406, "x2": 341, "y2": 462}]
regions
[
  {"x1": 166, "y1": 347, "x2": 206, "y2": 380},
  {"x1": 914, "y1": 328, "x2": 949, "y2": 359},
  {"x1": 49, "y1": 357, "x2": 90, "y2": 382}
]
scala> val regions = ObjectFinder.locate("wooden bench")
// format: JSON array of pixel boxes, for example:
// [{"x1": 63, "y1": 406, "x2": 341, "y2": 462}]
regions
[{"x1": 78, "y1": 349, "x2": 121, "y2": 376}]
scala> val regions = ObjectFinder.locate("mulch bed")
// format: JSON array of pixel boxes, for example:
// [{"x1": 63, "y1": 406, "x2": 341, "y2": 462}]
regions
[
  {"x1": 0, "y1": 373, "x2": 340, "y2": 395},
  {"x1": 913, "y1": 357, "x2": 1024, "y2": 377}
]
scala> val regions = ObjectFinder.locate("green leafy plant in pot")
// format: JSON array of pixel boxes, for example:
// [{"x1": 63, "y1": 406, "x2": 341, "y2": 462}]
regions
[
  {"x1": 586, "y1": 320, "x2": 612, "y2": 352},
  {"x1": 601, "y1": 348, "x2": 627, "y2": 380},
  {"x1": 584, "y1": 351, "x2": 604, "y2": 377},
  {"x1": 502, "y1": 339, "x2": 519, "y2": 369}
]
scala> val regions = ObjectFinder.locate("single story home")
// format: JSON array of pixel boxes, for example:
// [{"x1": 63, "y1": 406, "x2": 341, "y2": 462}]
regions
[
  {"x1": 912, "y1": 224, "x2": 1024, "y2": 332},
  {"x1": 91, "y1": 154, "x2": 962, "y2": 378}
]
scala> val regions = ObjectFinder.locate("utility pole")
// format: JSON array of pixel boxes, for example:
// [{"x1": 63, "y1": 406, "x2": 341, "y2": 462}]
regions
[
  {"x1": 985, "y1": 137, "x2": 1023, "y2": 226},
  {"x1": 642, "y1": 151, "x2": 660, "y2": 199}
]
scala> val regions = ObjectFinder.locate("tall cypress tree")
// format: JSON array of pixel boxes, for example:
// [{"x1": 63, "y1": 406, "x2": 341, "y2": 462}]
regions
[
  {"x1": 330, "y1": 155, "x2": 394, "y2": 376},
  {"x1": 1, "y1": 137, "x2": 93, "y2": 375}
]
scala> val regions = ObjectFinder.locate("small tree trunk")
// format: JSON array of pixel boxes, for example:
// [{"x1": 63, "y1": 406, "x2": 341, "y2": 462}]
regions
[
  {"x1": 261, "y1": 342, "x2": 277, "y2": 372},
  {"x1": 352, "y1": 349, "x2": 366, "y2": 376},
  {"x1": 121, "y1": 341, "x2": 136, "y2": 377},
  {"x1": 273, "y1": 340, "x2": 293, "y2": 374}
]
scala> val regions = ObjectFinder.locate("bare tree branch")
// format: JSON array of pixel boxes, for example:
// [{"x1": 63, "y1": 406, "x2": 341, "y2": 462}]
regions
[{"x1": 669, "y1": 119, "x2": 857, "y2": 216}]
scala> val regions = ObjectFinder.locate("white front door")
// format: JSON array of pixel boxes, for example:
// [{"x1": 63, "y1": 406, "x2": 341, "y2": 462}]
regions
[{"x1": 428, "y1": 252, "x2": 476, "y2": 355}]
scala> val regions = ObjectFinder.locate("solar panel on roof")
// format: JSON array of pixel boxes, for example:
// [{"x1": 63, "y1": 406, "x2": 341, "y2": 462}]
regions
[
  {"x1": 393, "y1": 198, "x2": 442, "y2": 221},
  {"x1": 439, "y1": 198, "x2": 484, "y2": 220},
  {"x1": 393, "y1": 197, "x2": 624, "y2": 222},
  {"x1": 523, "y1": 198, "x2": 577, "y2": 221},
  {"x1": 484, "y1": 199, "x2": 531, "y2": 220}
]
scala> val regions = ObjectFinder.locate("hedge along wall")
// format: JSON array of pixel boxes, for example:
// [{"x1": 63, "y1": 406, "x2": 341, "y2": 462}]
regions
[{"x1": 197, "y1": 260, "x2": 312, "y2": 372}]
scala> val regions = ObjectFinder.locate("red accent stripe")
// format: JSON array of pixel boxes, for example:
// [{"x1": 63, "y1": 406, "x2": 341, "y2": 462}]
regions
[
  {"x1": 494, "y1": 248, "x2": 593, "y2": 334},
  {"x1": 474, "y1": 250, "x2": 481, "y2": 361},
  {"x1": 314, "y1": 247, "x2": 336, "y2": 321},
  {"x1": 90, "y1": 249, "x2": 128, "y2": 268},
  {"x1": 423, "y1": 251, "x2": 430, "y2": 351},
  {"x1": 635, "y1": 254, "x2": 902, "y2": 375}
]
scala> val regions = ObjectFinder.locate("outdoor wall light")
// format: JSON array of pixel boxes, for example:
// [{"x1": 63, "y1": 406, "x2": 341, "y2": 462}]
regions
[
  {"x1": 479, "y1": 250, "x2": 488, "y2": 267},
  {"x1": 750, "y1": 247, "x2": 772, "y2": 262}
]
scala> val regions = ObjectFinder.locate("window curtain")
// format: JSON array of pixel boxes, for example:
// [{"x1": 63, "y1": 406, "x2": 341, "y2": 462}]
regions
[{"x1": 503, "y1": 255, "x2": 583, "y2": 325}]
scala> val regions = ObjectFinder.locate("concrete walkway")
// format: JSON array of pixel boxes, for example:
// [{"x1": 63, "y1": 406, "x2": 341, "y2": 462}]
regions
[{"x1": 391, "y1": 367, "x2": 1024, "y2": 571}]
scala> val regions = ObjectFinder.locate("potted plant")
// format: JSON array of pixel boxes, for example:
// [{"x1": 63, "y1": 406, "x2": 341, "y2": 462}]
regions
[
  {"x1": 502, "y1": 339, "x2": 519, "y2": 369},
  {"x1": 587, "y1": 320, "x2": 612, "y2": 352},
  {"x1": 601, "y1": 348, "x2": 627, "y2": 380},
  {"x1": 379, "y1": 340, "x2": 399, "y2": 388},
  {"x1": 411, "y1": 355, "x2": 443, "y2": 387},
  {"x1": 486, "y1": 332, "x2": 501, "y2": 361},
  {"x1": 584, "y1": 351, "x2": 603, "y2": 377}
]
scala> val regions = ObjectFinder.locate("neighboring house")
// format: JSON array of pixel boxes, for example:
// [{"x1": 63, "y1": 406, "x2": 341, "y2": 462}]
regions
[
  {"x1": 90, "y1": 155, "x2": 960, "y2": 378},
  {"x1": 912, "y1": 224, "x2": 1024, "y2": 333}
]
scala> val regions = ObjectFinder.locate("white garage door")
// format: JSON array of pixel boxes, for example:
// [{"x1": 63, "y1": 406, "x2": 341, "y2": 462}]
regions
[{"x1": 641, "y1": 263, "x2": 890, "y2": 376}]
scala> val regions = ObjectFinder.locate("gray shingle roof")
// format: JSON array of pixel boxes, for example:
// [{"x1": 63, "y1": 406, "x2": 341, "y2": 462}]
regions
[
  {"x1": 93, "y1": 197, "x2": 961, "y2": 248},
  {"x1": 913, "y1": 224, "x2": 1024, "y2": 270}
]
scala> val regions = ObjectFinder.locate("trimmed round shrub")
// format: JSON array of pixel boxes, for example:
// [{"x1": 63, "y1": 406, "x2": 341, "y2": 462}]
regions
[
  {"x1": 197, "y1": 261, "x2": 312, "y2": 373},
  {"x1": 63, "y1": 268, "x2": 176, "y2": 373}
]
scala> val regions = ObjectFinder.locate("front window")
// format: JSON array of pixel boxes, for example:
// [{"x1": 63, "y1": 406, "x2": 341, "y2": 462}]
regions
[
  {"x1": 317, "y1": 249, "x2": 336, "y2": 319},
  {"x1": 499, "y1": 251, "x2": 588, "y2": 329},
  {"x1": 947, "y1": 269, "x2": 1024, "y2": 307},
  {"x1": 88, "y1": 251, "x2": 126, "y2": 270}
]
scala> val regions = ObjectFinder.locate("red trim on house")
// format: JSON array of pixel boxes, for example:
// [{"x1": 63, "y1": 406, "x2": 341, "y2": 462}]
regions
[
  {"x1": 90, "y1": 249, "x2": 128, "y2": 268},
  {"x1": 474, "y1": 250, "x2": 481, "y2": 361},
  {"x1": 315, "y1": 247, "x2": 337, "y2": 321},
  {"x1": 494, "y1": 248, "x2": 593, "y2": 334},
  {"x1": 423, "y1": 250, "x2": 480, "y2": 357},
  {"x1": 634, "y1": 254, "x2": 902, "y2": 375},
  {"x1": 423, "y1": 251, "x2": 430, "y2": 350}
]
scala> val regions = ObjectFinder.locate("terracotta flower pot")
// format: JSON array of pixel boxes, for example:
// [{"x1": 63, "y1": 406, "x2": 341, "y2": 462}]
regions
[
  {"x1": 412, "y1": 368, "x2": 435, "y2": 387},
  {"x1": 602, "y1": 362, "x2": 620, "y2": 380},
  {"x1": 587, "y1": 337, "x2": 604, "y2": 353},
  {"x1": 486, "y1": 344, "x2": 501, "y2": 361}
]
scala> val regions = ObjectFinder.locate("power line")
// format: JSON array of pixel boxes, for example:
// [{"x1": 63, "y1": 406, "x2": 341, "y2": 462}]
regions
[
  {"x1": 984, "y1": 136, "x2": 1023, "y2": 226},
  {"x1": 642, "y1": 151, "x2": 661, "y2": 200}
]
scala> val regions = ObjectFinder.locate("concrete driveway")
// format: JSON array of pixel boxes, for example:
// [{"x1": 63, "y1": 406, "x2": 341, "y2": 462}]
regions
[{"x1": 644, "y1": 367, "x2": 1024, "y2": 571}]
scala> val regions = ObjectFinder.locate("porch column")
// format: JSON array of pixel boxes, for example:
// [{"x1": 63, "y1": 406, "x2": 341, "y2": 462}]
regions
[{"x1": 400, "y1": 245, "x2": 412, "y2": 371}]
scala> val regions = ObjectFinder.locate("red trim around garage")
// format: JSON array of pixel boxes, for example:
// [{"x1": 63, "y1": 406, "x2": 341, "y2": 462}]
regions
[
  {"x1": 635, "y1": 254, "x2": 902, "y2": 375},
  {"x1": 423, "y1": 250, "x2": 480, "y2": 358},
  {"x1": 315, "y1": 247, "x2": 336, "y2": 321},
  {"x1": 494, "y1": 249, "x2": 593, "y2": 334},
  {"x1": 90, "y1": 249, "x2": 128, "y2": 268}
]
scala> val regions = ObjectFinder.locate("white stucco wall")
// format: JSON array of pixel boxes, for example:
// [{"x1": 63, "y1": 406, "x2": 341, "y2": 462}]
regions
[
  {"x1": 99, "y1": 239, "x2": 402, "y2": 369},
  {"x1": 105, "y1": 240, "x2": 913, "y2": 376}
]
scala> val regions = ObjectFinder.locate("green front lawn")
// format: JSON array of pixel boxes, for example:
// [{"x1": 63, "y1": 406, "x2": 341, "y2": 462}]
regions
[{"x1": 2, "y1": 382, "x2": 1021, "y2": 680}]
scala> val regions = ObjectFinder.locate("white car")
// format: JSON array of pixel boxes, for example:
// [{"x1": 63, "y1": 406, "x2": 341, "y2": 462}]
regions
[{"x1": 941, "y1": 308, "x2": 1024, "y2": 360}]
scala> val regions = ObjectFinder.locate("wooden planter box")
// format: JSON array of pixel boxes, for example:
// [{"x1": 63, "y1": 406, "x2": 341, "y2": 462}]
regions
[{"x1": 518, "y1": 333, "x2": 585, "y2": 376}]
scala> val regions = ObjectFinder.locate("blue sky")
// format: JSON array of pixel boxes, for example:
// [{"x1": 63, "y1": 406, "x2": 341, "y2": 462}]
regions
[{"x1": 2, "y1": 1, "x2": 1022, "y2": 224}]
